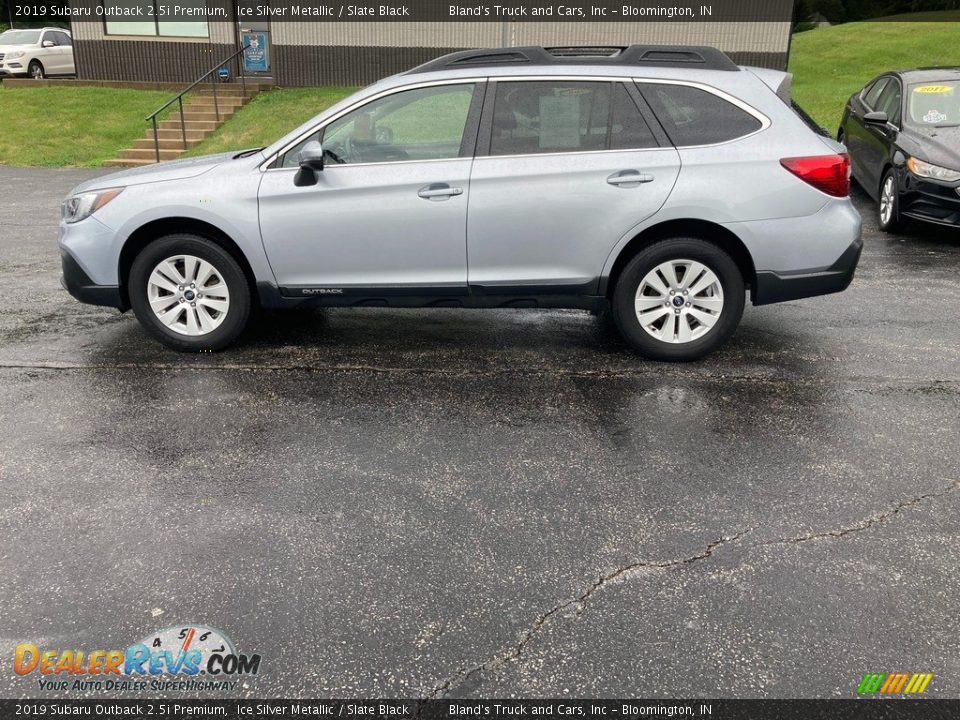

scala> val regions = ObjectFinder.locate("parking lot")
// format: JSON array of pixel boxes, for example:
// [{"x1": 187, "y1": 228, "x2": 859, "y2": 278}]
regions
[{"x1": 0, "y1": 165, "x2": 958, "y2": 699}]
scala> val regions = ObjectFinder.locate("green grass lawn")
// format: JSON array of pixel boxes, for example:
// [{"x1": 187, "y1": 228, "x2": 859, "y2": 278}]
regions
[
  {"x1": 0, "y1": 85, "x2": 173, "y2": 167},
  {"x1": 184, "y1": 86, "x2": 355, "y2": 157},
  {"x1": 789, "y1": 19, "x2": 960, "y2": 133}
]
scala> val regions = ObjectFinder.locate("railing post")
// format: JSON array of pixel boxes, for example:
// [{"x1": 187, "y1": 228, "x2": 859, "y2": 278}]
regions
[
  {"x1": 178, "y1": 96, "x2": 187, "y2": 150},
  {"x1": 240, "y1": 46, "x2": 246, "y2": 96},
  {"x1": 151, "y1": 116, "x2": 160, "y2": 163},
  {"x1": 210, "y1": 68, "x2": 220, "y2": 122}
]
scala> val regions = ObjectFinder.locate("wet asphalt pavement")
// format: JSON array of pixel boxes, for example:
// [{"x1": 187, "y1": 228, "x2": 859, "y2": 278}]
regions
[{"x1": 0, "y1": 165, "x2": 958, "y2": 701}]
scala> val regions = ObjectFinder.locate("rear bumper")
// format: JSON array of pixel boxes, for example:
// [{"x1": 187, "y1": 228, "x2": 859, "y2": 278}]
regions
[
  {"x1": 752, "y1": 236, "x2": 862, "y2": 305},
  {"x1": 60, "y1": 249, "x2": 126, "y2": 310}
]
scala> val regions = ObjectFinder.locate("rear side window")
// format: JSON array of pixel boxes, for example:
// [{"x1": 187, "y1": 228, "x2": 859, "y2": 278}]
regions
[
  {"x1": 639, "y1": 83, "x2": 763, "y2": 147},
  {"x1": 489, "y1": 81, "x2": 657, "y2": 156}
]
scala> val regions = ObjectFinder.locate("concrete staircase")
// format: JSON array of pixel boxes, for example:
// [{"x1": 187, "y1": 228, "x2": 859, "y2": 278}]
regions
[{"x1": 105, "y1": 84, "x2": 264, "y2": 168}]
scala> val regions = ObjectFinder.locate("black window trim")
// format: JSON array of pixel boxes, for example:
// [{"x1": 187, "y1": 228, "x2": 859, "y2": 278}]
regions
[{"x1": 476, "y1": 77, "x2": 667, "y2": 159}]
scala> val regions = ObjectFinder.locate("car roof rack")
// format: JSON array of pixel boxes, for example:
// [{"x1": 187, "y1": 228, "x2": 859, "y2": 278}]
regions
[{"x1": 408, "y1": 45, "x2": 740, "y2": 74}]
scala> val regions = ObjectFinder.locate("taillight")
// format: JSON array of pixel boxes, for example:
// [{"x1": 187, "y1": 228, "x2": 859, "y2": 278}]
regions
[{"x1": 780, "y1": 154, "x2": 850, "y2": 197}]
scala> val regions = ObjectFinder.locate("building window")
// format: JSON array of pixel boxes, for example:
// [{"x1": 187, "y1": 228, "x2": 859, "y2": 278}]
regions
[{"x1": 103, "y1": 0, "x2": 209, "y2": 38}]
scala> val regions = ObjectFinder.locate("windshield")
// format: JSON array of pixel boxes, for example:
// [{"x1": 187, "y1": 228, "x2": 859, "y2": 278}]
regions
[
  {"x1": 0, "y1": 30, "x2": 41, "y2": 45},
  {"x1": 907, "y1": 81, "x2": 960, "y2": 127}
]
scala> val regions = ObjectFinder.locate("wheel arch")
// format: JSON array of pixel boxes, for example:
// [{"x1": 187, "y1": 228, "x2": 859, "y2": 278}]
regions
[
  {"x1": 600, "y1": 219, "x2": 756, "y2": 298},
  {"x1": 118, "y1": 217, "x2": 258, "y2": 309}
]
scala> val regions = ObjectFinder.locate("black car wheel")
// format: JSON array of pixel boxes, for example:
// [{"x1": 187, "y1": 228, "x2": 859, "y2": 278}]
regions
[
  {"x1": 612, "y1": 238, "x2": 745, "y2": 362},
  {"x1": 129, "y1": 235, "x2": 251, "y2": 352},
  {"x1": 878, "y1": 168, "x2": 903, "y2": 233}
]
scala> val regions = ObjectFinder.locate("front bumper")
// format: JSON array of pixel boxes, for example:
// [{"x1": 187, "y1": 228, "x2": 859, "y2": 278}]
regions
[
  {"x1": 899, "y1": 175, "x2": 960, "y2": 228},
  {"x1": 753, "y1": 236, "x2": 863, "y2": 305},
  {"x1": 60, "y1": 249, "x2": 126, "y2": 310}
]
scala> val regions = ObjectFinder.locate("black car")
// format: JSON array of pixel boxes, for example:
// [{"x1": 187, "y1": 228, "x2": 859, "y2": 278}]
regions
[{"x1": 839, "y1": 68, "x2": 960, "y2": 232}]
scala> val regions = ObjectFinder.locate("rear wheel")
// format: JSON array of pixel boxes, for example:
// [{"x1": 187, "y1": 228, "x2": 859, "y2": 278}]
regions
[
  {"x1": 129, "y1": 235, "x2": 251, "y2": 352},
  {"x1": 611, "y1": 238, "x2": 745, "y2": 361},
  {"x1": 878, "y1": 168, "x2": 903, "y2": 233}
]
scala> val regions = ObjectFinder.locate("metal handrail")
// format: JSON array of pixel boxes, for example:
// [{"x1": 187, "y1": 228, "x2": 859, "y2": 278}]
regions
[{"x1": 145, "y1": 45, "x2": 251, "y2": 163}]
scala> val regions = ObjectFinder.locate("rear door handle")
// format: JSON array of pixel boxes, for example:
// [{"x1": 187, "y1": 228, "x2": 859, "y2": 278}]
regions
[
  {"x1": 607, "y1": 171, "x2": 654, "y2": 187},
  {"x1": 418, "y1": 183, "x2": 463, "y2": 200}
]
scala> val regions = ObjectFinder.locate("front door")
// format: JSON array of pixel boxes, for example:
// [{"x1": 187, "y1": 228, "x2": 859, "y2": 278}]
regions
[
  {"x1": 257, "y1": 82, "x2": 482, "y2": 291},
  {"x1": 466, "y1": 80, "x2": 680, "y2": 292}
]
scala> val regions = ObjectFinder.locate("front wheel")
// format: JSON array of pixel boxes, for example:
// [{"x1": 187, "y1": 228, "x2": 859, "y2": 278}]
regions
[
  {"x1": 611, "y1": 238, "x2": 745, "y2": 362},
  {"x1": 28, "y1": 61, "x2": 44, "y2": 79},
  {"x1": 129, "y1": 235, "x2": 251, "y2": 352},
  {"x1": 878, "y1": 169, "x2": 903, "y2": 233}
]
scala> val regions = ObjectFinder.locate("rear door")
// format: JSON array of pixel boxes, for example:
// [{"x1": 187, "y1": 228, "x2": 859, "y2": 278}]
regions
[{"x1": 466, "y1": 79, "x2": 680, "y2": 294}]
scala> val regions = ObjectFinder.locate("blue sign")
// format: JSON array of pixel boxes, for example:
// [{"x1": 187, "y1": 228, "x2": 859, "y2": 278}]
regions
[
  {"x1": 217, "y1": 66, "x2": 229, "y2": 80},
  {"x1": 242, "y1": 33, "x2": 269, "y2": 73}
]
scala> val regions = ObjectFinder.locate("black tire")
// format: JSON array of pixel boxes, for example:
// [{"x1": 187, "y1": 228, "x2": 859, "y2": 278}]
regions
[
  {"x1": 28, "y1": 61, "x2": 44, "y2": 79},
  {"x1": 129, "y1": 235, "x2": 251, "y2": 352},
  {"x1": 878, "y1": 168, "x2": 903, "y2": 233},
  {"x1": 611, "y1": 238, "x2": 745, "y2": 362}
]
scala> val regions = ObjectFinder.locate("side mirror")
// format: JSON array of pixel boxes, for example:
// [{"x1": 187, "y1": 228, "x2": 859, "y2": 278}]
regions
[
  {"x1": 864, "y1": 111, "x2": 889, "y2": 125},
  {"x1": 42, "y1": 40, "x2": 55, "y2": 48},
  {"x1": 294, "y1": 141, "x2": 325, "y2": 187}
]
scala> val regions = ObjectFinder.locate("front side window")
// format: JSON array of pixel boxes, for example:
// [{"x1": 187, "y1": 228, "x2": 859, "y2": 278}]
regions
[
  {"x1": 489, "y1": 81, "x2": 657, "y2": 156},
  {"x1": 282, "y1": 83, "x2": 476, "y2": 168},
  {"x1": 639, "y1": 83, "x2": 763, "y2": 146},
  {"x1": 875, "y1": 81, "x2": 902, "y2": 125},
  {"x1": 863, "y1": 77, "x2": 890, "y2": 109}
]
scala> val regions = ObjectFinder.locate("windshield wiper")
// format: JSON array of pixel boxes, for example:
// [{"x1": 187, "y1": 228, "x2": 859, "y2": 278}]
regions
[{"x1": 233, "y1": 147, "x2": 264, "y2": 159}]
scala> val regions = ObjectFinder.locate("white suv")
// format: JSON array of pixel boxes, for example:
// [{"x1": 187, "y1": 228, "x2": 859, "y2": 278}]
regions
[{"x1": 0, "y1": 27, "x2": 74, "y2": 79}]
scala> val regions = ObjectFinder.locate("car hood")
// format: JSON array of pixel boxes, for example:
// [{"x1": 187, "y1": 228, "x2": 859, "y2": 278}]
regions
[
  {"x1": 902, "y1": 125, "x2": 960, "y2": 169},
  {"x1": 69, "y1": 151, "x2": 249, "y2": 194},
  {"x1": 0, "y1": 44, "x2": 35, "y2": 54}
]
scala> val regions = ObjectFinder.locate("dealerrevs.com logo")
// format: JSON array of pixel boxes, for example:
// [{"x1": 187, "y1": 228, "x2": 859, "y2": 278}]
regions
[{"x1": 14, "y1": 625, "x2": 261, "y2": 693}]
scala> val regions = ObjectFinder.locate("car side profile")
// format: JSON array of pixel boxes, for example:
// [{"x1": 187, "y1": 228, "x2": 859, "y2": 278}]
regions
[
  {"x1": 0, "y1": 27, "x2": 74, "y2": 79},
  {"x1": 60, "y1": 45, "x2": 862, "y2": 361},
  {"x1": 839, "y1": 68, "x2": 960, "y2": 232}
]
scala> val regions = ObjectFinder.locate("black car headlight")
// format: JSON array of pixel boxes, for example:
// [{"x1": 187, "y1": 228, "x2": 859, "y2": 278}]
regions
[{"x1": 906, "y1": 157, "x2": 960, "y2": 183}]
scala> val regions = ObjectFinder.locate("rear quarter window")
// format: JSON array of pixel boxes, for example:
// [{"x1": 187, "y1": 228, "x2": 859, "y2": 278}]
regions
[{"x1": 638, "y1": 83, "x2": 763, "y2": 147}]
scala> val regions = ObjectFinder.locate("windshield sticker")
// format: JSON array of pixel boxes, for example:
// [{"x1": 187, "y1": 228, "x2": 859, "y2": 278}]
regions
[
  {"x1": 913, "y1": 85, "x2": 953, "y2": 94},
  {"x1": 922, "y1": 110, "x2": 948, "y2": 124}
]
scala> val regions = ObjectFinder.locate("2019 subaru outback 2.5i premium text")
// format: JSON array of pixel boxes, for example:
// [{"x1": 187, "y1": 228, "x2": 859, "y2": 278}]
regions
[{"x1": 60, "y1": 45, "x2": 862, "y2": 361}]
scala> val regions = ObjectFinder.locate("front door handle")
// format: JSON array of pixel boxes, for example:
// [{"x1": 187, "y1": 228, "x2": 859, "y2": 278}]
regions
[
  {"x1": 607, "y1": 170, "x2": 654, "y2": 187},
  {"x1": 418, "y1": 184, "x2": 463, "y2": 200}
]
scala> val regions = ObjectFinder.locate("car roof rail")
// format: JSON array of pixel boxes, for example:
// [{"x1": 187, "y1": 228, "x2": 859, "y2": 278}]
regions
[{"x1": 407, "y1": 45, "x2": 740, "y2": 74}]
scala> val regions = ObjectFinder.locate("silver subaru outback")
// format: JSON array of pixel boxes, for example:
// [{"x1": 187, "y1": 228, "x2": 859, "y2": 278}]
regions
[{"x1": 60, "y1": 45, "x2": 861, "y2": 361}]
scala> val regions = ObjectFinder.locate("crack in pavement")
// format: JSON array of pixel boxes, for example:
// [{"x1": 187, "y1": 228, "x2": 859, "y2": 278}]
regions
[
  {"x1": 0, "y1": 360, "x2": 959, "y2": 389},
  {"x1": 425, "y1": 480, "x2": 960, "y2": 699},
  {"x1": 425, "y1": 529, "x2": 755, "y2": 700},
  {"x1": 765, "y1": 479, "x2": 960, "y2": 545}
]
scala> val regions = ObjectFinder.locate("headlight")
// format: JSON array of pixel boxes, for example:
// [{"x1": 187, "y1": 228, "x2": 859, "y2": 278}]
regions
[
  {"x1": 6, "y1": 50, "x2": 25, "y2": 59},
  {"x1": 61, "y1": 188, "x2": 124, "y2": 224},
  {"x1": 906, "y1": 157, "x2": 960, "y2": 183}
]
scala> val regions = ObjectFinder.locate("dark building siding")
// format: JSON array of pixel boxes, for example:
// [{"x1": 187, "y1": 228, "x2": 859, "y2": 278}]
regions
[
  {"x1": 74, "y1": 40, "x2": 237, "y2": 83},
  {"x1": 272, "y1": 46, "x2": 787, "y2": 87}
]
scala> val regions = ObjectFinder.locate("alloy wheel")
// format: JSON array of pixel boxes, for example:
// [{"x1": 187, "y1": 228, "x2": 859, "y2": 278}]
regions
[
  {"x1": 634, "y1": 259, "x2": 724, "y2": 344},
  {"x1": 146, "y1": 255, "x2": 230, "y2": 336},
  {"x1": 880, "y1": 176, "x2": 895, "y2": 226}
]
